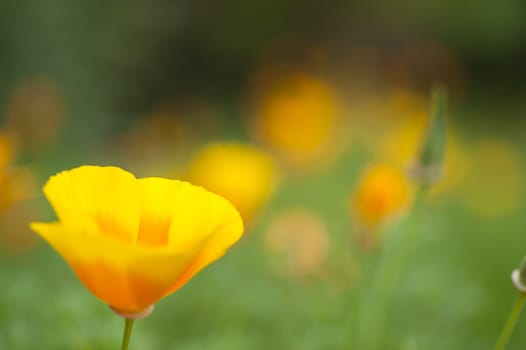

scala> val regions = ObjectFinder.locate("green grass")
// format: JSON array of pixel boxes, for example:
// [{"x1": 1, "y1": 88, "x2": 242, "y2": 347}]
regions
[{"x1": 1, "y1": 130, "x2": 526, "y2": 349}]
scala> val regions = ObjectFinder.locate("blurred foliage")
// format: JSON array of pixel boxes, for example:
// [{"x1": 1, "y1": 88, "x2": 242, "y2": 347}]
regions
[{"x1": 1, "y1": 1, "x2": 526, "y2": 349}]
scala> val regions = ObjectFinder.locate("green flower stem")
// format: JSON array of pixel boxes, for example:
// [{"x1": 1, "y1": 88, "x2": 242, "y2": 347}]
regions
[
  {"x1": 121, "y1": 318, "x2": 135, "y2": 350},
  {"x1": 355, "y1": 185, "x2": 427, "y2": 349},
  {"x1": 495, "y1": 293, "x2": 526, "y2": 350}
]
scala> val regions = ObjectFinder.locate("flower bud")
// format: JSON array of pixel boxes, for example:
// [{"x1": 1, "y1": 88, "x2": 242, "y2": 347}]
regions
[{"x1": 408, "y1": 85, "x2": 447, "y2": 186}]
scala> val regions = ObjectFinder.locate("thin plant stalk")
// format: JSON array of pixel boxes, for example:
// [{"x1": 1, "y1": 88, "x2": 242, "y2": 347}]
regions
[
  {"x1": 355, "y1": 185, "x2": 427, "y2": 349},
  {"x1": 495, "y1": 293, "x2": 526, "y2": 350},
  {"x1": 121, "y1": 318, "x2": 135, "y2": 350}
]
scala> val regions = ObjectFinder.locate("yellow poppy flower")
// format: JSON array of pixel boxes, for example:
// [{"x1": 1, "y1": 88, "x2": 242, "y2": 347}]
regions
[{"x1": 30, "y1": 166, "x2": 244, "y2": 316}]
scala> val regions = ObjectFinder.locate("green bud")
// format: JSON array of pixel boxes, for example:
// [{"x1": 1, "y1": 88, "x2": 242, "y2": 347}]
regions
[
  {"x1": 408, "y1": 85, "x2": 447, "y2": 186},
  {"x1": 419, "y1": 86, "x2": 447, "y2": 167}
]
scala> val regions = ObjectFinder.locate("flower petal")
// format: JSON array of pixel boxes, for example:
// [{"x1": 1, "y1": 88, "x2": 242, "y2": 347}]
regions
[
  {"x1": 43, "y1": 166, "x2": 141, "y2": 243},
  {"x1": 161, "y1": 180, "x2": 244, "y2": 293},
  {"x1": 137, "y1": 178, "x2": 244, "y2": 250},
  {"x1": 166, "y1": 212, "x2": 243, "y2": 294},
  {"x1": 30, "y1": 222, "x2": 211, "y2": 312}
]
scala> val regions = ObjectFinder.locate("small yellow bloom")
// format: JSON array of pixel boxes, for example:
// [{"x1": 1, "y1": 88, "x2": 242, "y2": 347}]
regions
[
  {"x1": 249, "y1": 71, "x2": 343, "y2": 169},
  {"x1": 352, "y1": 164, "x2": 412, "y2": 229},
  {"x1": 30, "y1": 166, "x2": 244, "y2": 315},
  {"x1": 186, "y1": 142, "x2": 278, "y2": 224}
]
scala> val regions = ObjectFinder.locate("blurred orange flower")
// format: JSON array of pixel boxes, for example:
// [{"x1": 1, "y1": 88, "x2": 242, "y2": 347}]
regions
[
  {"x1": 30, "y1": 166, "x2": 244, "y2": 315},
  {"x1": 186, "y1": 142, "x2": 278, "y2": 224},
  {"x1": 351, "y1": 164, "x2": 412, "y2": 247}
]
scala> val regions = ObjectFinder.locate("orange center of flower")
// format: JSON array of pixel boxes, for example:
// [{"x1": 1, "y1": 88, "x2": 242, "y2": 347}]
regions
[
  {"x1": 96, "y1": 211, "x2": 172, "y2": 246},
  {"x1": 137, "y1": 215, "x2": 171, "y2": 246}
]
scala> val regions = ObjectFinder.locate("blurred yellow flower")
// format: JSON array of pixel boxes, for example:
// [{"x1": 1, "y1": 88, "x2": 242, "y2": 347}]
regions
[
  {"x1": 30, "y1": 166, "x2": 243, "y2": 315},
  {"x1": 352, "y1": 164, "x2": 412, "y2": 235},
  {"x1": 249, "y1": 71, "x2": 343, "y2": 169},
  {"x1": 186, "y1": 142, "x2": 278, "y2": 224},
  {"x1": 376, "y1": 119, "x2": 426, "y2": 165},
  {"x1": 371, "y1": 88, "x2": 430, "y2": 166}
]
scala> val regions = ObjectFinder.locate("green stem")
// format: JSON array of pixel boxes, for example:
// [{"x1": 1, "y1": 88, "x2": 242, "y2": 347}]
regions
[
  {"x1": 495, "y1": 293, "x2": 526, "y2": 350},
  {"x1": 355, "y1": 186, "x2": 427, "y2": 349},
  {"x1": 121, "y1": 318, "x2": 135, "y2": 350}
]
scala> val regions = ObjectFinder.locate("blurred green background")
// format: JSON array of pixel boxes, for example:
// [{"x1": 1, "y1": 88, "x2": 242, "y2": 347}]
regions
[{"x1": 1, "y1": 1, "x2": 526, "y2": 349}]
